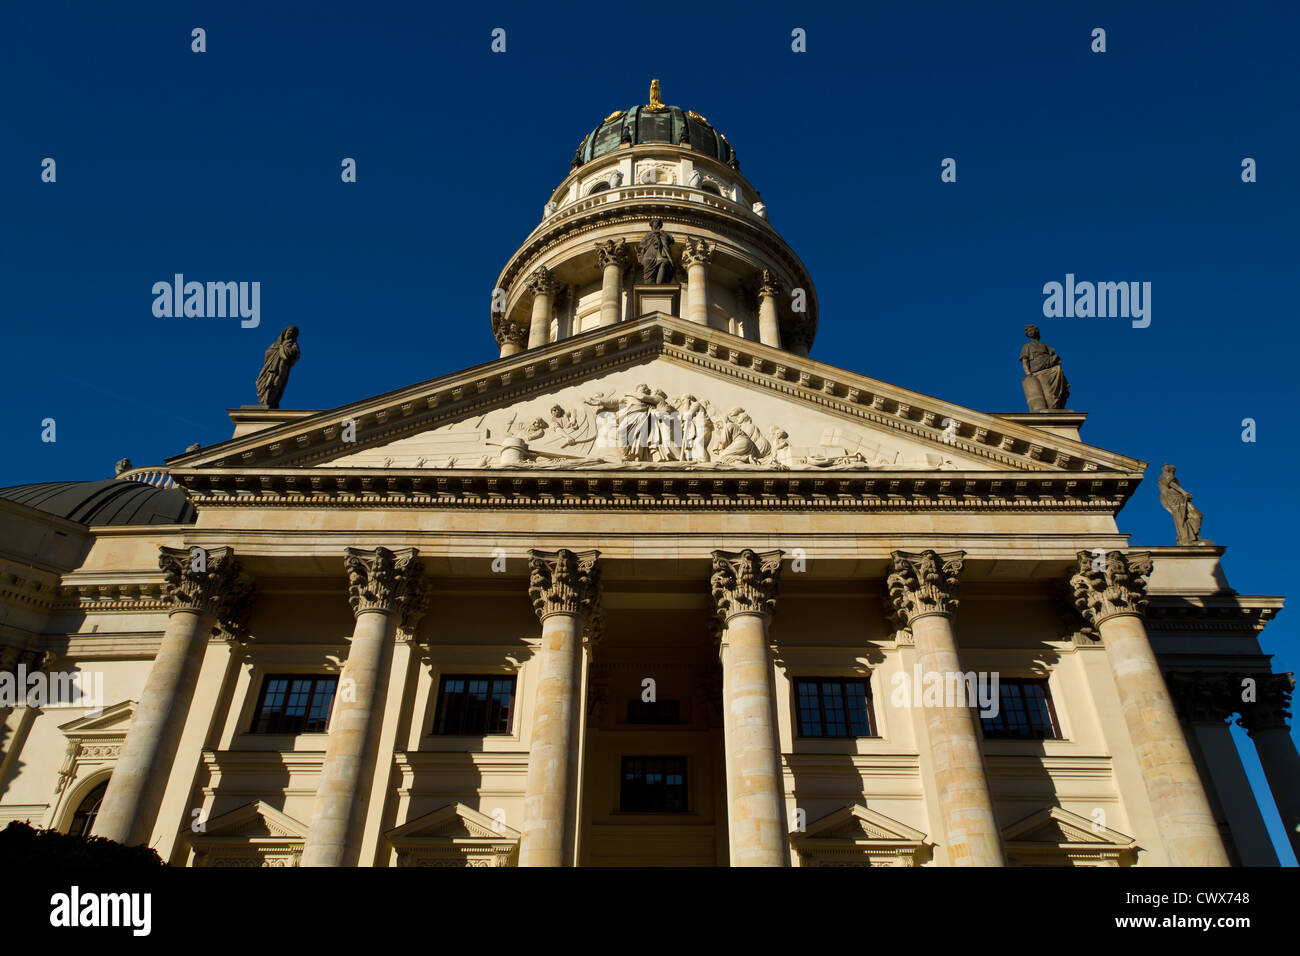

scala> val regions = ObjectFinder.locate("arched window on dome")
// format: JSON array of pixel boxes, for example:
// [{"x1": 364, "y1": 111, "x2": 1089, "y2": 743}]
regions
[
  {"x1": 586, "y1": 181, "x2": 610, "y2": 197},
  {"x1": 67, "y1": 779, "x2": 109, "y2": 837},
  {"x1": 699, "y1": 181, "x2": 722, "y2": 197}
]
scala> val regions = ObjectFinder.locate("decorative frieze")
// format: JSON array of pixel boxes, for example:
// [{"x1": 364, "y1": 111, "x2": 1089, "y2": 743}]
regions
[
  {"x1": 1068, "y1": 550, "x2": 1152, "y2": 627},
  {"x1": 885, "y1": 549, "x2": 964, "y2": 626},
  {"x1": 709, "y1": 548, "x2": 783, "y2": 621},
  {"x1": 527, "y1": 548, "x2": 601, "y2": 619}
]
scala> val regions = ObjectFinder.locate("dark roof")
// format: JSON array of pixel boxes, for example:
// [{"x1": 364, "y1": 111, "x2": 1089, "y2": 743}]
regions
[
  {"x1": 573, "y1": 104, "x2": 737, "y2": 170},
  {"x1": 0, "y1": 479, "x2": 197, "y2": 526}
]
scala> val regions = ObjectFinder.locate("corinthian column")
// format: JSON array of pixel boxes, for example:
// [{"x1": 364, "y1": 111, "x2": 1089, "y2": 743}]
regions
[
  {"x1": 711, "y1": 548, "x2": 788, "y2": 866},
  {"x1": 1070, "y1": 551, "x2": 1229, "y2": 866},
  {"x1": 887, "y1": 550, "x2": 1005, "y2": 866},
  {"x1": 302, "y1": 547, "x2": 426, "y2": 867},
  {"x1": 525, "y1": 266, "x2": 557, "y2": 349},
  {"x1": 93, "y1": 546, "x2": 251, "y2": 845},
  {"x1": 682, "y1": 238, "x2": 714, "y2": 325},
  {"x1": 595, "y1": 239, "x2": 627, "y2": 328},
  {"x1": 1236, "y1": 672, "x2": 1300, "y2": 860},
  {"x1": 756, "y1": 270, "x2": 783, "y2": 348},
  {"x1": 492, "y1": 313, "x2": 528, "y2": 358},
  {"x1": 519, "y1": 548, "x2": 600, "y2": 867}
]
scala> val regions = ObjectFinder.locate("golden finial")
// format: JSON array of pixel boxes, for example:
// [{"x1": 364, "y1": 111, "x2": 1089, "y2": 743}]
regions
[
  {"x1": 647, "y1": 78, "x2": 665, "y2": 111},
  {"x1": 604, "y1": 109, "x2": 625, "y2": 123}
]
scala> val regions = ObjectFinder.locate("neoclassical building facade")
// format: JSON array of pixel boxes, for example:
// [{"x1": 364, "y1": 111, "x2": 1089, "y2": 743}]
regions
[{"x1": 0, "y1": 84, "x2": 1295, "y2": 867}]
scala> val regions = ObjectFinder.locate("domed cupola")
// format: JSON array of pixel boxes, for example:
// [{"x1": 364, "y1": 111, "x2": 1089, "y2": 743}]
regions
[
  {"x1": 571, "y1": 80, "x2": 739, "y2": 171},
  {"x1": 490, "y1": 81, "x2": 818, "y2": 361}
]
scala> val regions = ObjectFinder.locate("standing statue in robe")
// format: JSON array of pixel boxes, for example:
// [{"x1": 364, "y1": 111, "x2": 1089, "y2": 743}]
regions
[
  {"x1": 1019, "y1": 324, "x2": 1070, "y2": 411},
  {"x1": 256, "y1": 326, "x2": 301, "y2": 409},
  {"x1": 1158, "y1": 464, "x2": 1209, "y2": 545},
  {"x1": 637, "y1": 220, "x2": 676, "y2": 284}
]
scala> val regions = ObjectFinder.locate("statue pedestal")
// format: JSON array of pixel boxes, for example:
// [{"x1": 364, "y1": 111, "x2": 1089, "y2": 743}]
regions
[
  {"x1": 633, "y1": 284, "x2": 681, "y2": 319},
  {"x1": 1021, "y1": 374, "x2": 1049, "y2": 412}
]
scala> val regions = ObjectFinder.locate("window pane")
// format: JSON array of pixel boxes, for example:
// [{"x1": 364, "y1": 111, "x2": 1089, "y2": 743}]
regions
[
  {"x1": 435, "y1": 675, "x2": 517, "y2": 735},
  {"x1": 253, "y1": 675, "x2": 338, "y2": 734}
]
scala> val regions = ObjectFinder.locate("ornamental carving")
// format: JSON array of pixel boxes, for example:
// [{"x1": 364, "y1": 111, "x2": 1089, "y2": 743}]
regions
[
  {"x1": 681, "y1": 237, "x2": 714, "y2": 269},
  {"x1": 595, "y1": 238, "x2": 627, "y2": 270},
  {"x1": 710, "y1": 549, "x2": 782, "y2": 621},
  {"x1": 1236, "y1": 672, "x2": 1294, "y2": 736},
  {"x1": 491, "y1": 313, "x2": 528, "y2": 348},
  {"x1": 528, "y1": 549, "x2": 600, "y2": 620},
  {"x1": 758, "y1": 269, "x2": 783, "y2": 299},
  {"x1": 524, "y1": 266, "x2": 556, "y2": 298},
  {"x1": 1068, "y1": 550, "x2": 1152, "y2": 627},
  {"x1": 344, "y1": 547, "x2": 428, "y2": 631},
  {"x1": 158, "y1": 546, "x2": 253, "y2": 634},
  {"x1": 886, "y1": 550, "x2": 964, "y2": 626}
]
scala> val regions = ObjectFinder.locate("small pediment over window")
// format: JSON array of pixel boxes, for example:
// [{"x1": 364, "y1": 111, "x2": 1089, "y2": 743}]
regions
[
  {"x1": 792, "y1": 805, "x2": 933, "y2": 867},
  {"x1": 183, "y1": 801, "x2": 307, "y2": 867},
  {"x1": 1001, "y1": 807, "x2": 1139, "y2": 866},
  {"x1": 385, "y1": 803, "x2": 520, "y2": 867}
]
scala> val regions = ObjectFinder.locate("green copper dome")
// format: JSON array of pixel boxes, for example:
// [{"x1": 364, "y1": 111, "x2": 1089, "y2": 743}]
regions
[{"x1": 572, "y1": 81, "x2": 738, "y2": 172}]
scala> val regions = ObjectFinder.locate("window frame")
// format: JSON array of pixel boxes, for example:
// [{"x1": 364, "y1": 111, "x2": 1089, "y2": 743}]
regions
[
  {"x1": 793, "y1": 676, "x2": 877, "y2": 739},
  {"x1": 249, "y1": 674, "x2": 339, "y2": 735},
  {"x1": 619, "y1": 756, "x2": 689, "y2": 814},
  {"x1": 980, "y1": 677, "x2": 1061, "y2": 740},
  {"x1": 432, "y1": 673, "x2": 518, "y2": 737}
]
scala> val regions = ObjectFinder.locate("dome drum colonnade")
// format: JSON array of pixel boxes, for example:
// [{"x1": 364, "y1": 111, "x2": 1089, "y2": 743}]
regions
[{"x1": 490, "y1": 82, "x2": 818, "y2": 360}]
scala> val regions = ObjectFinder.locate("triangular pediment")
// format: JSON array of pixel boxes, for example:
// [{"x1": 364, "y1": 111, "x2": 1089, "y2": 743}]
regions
[
  {"x1": 1002, "y1": 806, "x2": 1136, "y2": 848},
  {"x1": 171, "y1": 316, "x2": 1143, "y2": 479},
  {"x1": 194, "y1": 801, "x2": 308, "y2": 840},
  {"x1": 58, "y1": 700, "x2": 136, "y2": 739},
  {"x1": 386, "y1": 803, "x2": 520, "y2": 842},
  {"x1": 797, "y1": 804, "x2": 930, "y2": 843}
]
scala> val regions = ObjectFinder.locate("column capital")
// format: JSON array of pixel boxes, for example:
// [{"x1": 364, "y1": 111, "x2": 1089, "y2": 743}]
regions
[
  {"x1": 757, "y1": 268, "x2": 783, "y2": 299},
  {"x1": 1237, "y1": 672, "x2": 1294, "y2": 737},
  {"x1": 491, "y1": 313, "x2": 528, "y2": 348},
  {"x1": 158, "y1": 546, "x2": 253, "y2": 635},
  {"x1": 1165, "y1": 670, "x2": 1237, "y2": 724},
  {"x1": 710, "y1": 548, "x2": 783, "y2": 622},
  {"x1": 528, "y1": 548, "x2": 601, "y2": 620},
  {"x1": 1069, "y1": 550, "x2": 1152, "y2": 628},
  {"x1": 344, "y1": 547, "x2": 428, "y2": 633},
  {"x1": 886, "y1": 549, "x2": 964, "y2": 626},
  {"x1": 594, "y1": 238, "x2": 628, "y2": 269},
  {"x1": 525, "y1": 265, "x2": 557, "y2": 297},
  {"x1": 682, "y1": 237, "x2": 715, "y2": 268}
]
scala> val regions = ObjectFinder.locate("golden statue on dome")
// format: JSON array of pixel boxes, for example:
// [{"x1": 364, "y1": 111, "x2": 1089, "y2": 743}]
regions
[{"x1": 647, "y1": 78, "x2": 665, "y2": 111}]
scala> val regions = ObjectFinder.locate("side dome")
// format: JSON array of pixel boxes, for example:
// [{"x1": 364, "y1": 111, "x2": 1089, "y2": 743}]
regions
[
  {"x1": 571, "y1": 81, "x2": 737, "y2": 171},
  {"x1": 0, "y1": 479, "x2": 197, "y2": 525}
]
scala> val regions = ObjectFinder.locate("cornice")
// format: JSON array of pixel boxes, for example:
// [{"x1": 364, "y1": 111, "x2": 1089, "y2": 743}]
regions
[{"x1": 1146, "y1": 595, "x2": 1284, "y2": 635}]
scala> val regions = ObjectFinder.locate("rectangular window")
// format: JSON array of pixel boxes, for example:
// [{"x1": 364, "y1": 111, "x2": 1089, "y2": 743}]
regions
[
  {"x1": 794, "y1": 678, "x2": 874, "y2": 738},
  {"x1": 626, "y1": 699, "x2": 681, "y2": 724},
  {"x1": 620, "y1": 757, "x2": 688, "y2": 813},
  {"x1": 981, "y1": 678, "x2": 1060, "y2": 740},
  {"x1": 251, "y1": 675, "x2": 338, "y2": 734},
  {"x1": 434, "y1": 675, "x2": 517, "y2": 735}
]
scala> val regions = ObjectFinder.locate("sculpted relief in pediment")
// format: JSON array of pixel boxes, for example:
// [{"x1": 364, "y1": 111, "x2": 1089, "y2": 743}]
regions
[{"x1": 326, "y1": 363, "x2": 983, "y2": 472}]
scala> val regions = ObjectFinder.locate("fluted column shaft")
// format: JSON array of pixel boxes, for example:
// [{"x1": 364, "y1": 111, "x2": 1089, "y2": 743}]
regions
[
  {"x1": 888, "y1": 550, "x2": 1004, "y2": 866},
  {"x1": 683, "y1": 238, "x2": 714, "y2": 326},
  {"x1": 757, "y1": 270, "x2": 782, "y2": 348},
  {"x1": 595, "y1": 239, "x2": 626, "y2": 328},
  {"x1": 712, "y1": 549, "x2": 787, "y2": 866},
  {"x1": 94, "y1": 546, "x2": 250, "y2": 845},
  {"x1": 525, "y1": 267, "x2": 556, "y2": 349},
  {"x1": 302, "y1": 547, "x2": 425, "y2": 867},
  {"x1": 1071, "y1": 551, "x2": 1230, "y2": 866},
  {"x1": 519, "y1": 549, "x2": 600, "y2": 867}
]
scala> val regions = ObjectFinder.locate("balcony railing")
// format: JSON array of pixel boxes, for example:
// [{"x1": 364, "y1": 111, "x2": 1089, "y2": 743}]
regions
[
  {"x1": 114, "y1": 467, "x2": 176, "y2": 489},
  {"x1": 533, "y1": 184, "x2": 766, "y2": 238}
]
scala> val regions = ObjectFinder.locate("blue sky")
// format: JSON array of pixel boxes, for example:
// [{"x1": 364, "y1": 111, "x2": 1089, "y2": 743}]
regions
[{"x1": 3, "y1": 1, "x2": 1297, "y2": 863}]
